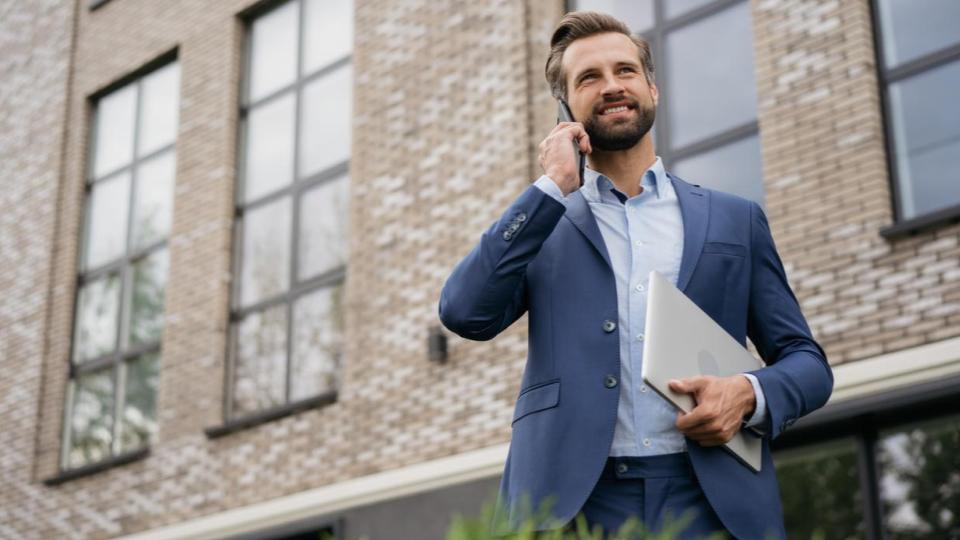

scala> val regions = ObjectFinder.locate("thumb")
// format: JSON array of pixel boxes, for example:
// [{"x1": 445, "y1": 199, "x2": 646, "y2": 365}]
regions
[{"x1": 669, "y1": 377, "x2": 706, "y2": 394}]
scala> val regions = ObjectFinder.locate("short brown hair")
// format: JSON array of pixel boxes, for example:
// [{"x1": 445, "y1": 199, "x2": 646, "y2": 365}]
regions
[{"x1": 544, "y1": 11, "x2": 655, "y2": 100}]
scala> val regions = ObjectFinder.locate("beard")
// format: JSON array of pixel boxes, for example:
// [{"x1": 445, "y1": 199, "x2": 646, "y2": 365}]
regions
[{"x1": 583, "y1": 98, "x2": 656, "y2": 151}]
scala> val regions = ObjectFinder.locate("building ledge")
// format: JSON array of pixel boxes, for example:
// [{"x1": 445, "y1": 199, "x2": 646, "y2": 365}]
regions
[{"x1": 43, "y1": 447, "x2": 150, "y2": 486}]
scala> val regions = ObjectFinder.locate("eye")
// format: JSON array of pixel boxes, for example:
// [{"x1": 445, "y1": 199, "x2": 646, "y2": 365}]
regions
[{"x1": 618, "y1": 66, "x2": 637, "y2": 74}]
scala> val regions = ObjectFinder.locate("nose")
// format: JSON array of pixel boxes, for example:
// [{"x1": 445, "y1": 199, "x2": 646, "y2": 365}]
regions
[{"x1": 600, "y1": 72, "x2": 625, "y2": 97}]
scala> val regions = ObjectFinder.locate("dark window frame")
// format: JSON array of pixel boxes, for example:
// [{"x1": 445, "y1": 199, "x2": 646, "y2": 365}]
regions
[
  {"x1": 60, "y1": 51, "x2": 179, "y2": 475},
  {"x1": 870, "y1": 1, "x2": 960, "y2": 237},
  {"x1": 566, "y1": 0, "x2": 760, "y2": 177},
  {"x1": 216, "y1": 0, "x2": 351, "y2": 431},
  {"x1": 773, "y1": 374, "x2": 960, "y2": 538}
]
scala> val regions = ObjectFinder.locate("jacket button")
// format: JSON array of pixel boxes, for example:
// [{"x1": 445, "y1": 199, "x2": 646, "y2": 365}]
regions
[
  {"x1": 516, "y1": 213, "x2": 527, "y2": 222},
  {"x1": 508, "y1": 222, "x2": 520, "y2": 232},
  {"x1": 604, "y1": 375, "x2": 618, "y2": 388},
  {"x1": 602, "y1": 320, "x2": 616, "y2": 333},
  {"x1": 502, "y1": 231, "x2": 513, "y2": 241}
]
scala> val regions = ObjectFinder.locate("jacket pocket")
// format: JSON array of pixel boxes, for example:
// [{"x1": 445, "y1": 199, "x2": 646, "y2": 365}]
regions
[
  {"x1": 511, "y1": 380, "x2": 560, "y2": 425},
  {"x1": 702, "y1": 242, "x2": 746, "y2": 257}
]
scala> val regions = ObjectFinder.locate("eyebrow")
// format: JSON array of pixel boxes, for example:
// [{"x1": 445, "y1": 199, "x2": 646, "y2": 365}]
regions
[{"x1": 572, "y1": 60, "x2": 642, "y2": 84}]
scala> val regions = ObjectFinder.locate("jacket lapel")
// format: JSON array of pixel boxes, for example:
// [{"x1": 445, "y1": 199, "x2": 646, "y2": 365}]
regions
[
  {"x1": 671, "y1": 173, "x2": 709, "y2": 292},
  {"x1": 563, "y1": 190, "x2": 613, "y2": 270}
]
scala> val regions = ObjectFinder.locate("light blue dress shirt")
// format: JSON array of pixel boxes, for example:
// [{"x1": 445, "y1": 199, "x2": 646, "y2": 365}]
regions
[{"x1": 534, "y1": 157, "x2": 767, "y2": 457}]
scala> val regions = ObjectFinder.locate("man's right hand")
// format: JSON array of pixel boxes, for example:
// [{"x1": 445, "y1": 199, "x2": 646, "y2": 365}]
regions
[{"x1": 538, "y1": 122, "x2": 591, "y2": 196}]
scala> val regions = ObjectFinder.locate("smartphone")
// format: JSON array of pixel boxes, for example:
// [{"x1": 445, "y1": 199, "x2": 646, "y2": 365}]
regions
[{"x1": 557, "y1": 99, "x2": 586, "y2": 188}]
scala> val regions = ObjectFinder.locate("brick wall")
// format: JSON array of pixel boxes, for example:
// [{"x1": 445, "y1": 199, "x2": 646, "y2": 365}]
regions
[
  {"x1": 751, "y1": 0, "x2": 960, "y2": 364},
  {"x1": 1, "y1": 0, "x2": 958, "y2": 538}
]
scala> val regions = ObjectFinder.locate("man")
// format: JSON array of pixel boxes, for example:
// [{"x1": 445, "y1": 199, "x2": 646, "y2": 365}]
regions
[{"x1": 439, "y1": 11, "x2": 833, "y2": 539}]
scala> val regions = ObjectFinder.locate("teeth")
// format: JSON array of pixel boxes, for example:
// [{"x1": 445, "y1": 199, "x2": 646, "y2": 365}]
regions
[{"x1": 603, "y1": 106, "x2": 628, "y2": 115}]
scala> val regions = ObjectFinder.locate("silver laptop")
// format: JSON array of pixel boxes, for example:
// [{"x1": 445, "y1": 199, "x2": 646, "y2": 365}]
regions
[{"x1": 641, "y1": 270, "x2": 764, "y2": 472}]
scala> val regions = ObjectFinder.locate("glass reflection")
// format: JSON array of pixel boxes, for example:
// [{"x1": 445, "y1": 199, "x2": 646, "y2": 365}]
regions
[
  {"x1": 878, "y1": 0, "x2": 960, "y2": 69},
  {"x1": 573, "y1": 0, "x2": 654, "y2": 34},
  {"x1": 299, "y1": 64, "x2": 353, "y2": 179},
  {"x1": 129, "y1": 249, "x2": 169, "y2": 347},
  {"x1": 775, "y1": 438, "x2": 865, "y2": 540},
  {"x1": 299, "y1": 176, "x2": 350, "y2": 280},
  {"x1": 291, "y1": 283, "x2": 344, "y2": 401},
  {"x1": 248, "y1": 1, "x2": 299, "y2": 103},
  {"x1": 878, "y1": 415, "x2": 960, "y2": 539},
  {"x1": 132, "y1": 151, "x2": 175, "y2": 250},
  {"x1": 233, "y1": 304, "x2": 288, "y2": 414},
  {"x1": 74, "y1": 274, "x2": 121, "y2": 362},
  {"x1": 665, "y1": 1, "x2": 757, "y2": 148},
  {"x1": 672, "y1": 135, "x2": 764, "y2": 204},
  {"x1": 67, "y1": 368, "x2": 114, "y2": 468},
  {"x1": 93, "y1": 84, "x2": 137, "y2": 178},
  {"x1": 119, "y1": 352, "x2": 160, "y2": 452},
  {"x1": 137, "y1": 62, "x2": 180, "y2": 156},
  {"x1": 244, "y1": 93, "x2": 296, "y2": 202},
  {"x1": 240, "y1": 197, "x2": 292, "y2": 307},
  {"x1": 302, "y1": 0, "x2": 353, "y2": 74},
  {"x1": 84, "y1": 171, "x2": 131, "y2": 270},
  {"x1": 665, "y1": 0, "x2": 714, "y2": 19},
  {"x1": 889, "y1": 59, "x2": 960, "y2": 219}
]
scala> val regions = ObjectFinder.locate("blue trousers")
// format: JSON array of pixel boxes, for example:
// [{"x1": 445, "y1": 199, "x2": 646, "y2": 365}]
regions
[{"x1": 572, "y1": 453, "x2": 728, "y2": 539}]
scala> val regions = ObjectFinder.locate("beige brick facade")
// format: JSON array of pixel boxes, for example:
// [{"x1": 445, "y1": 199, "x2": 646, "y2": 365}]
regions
[{"x1": 1, "y1": 0, "x2": 957, "y2": 538}]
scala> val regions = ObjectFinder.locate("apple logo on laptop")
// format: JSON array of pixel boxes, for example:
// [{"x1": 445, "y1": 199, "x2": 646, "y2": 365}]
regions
[{"x1": 698, "y1": 350, "x2": 720, "y2": 376}]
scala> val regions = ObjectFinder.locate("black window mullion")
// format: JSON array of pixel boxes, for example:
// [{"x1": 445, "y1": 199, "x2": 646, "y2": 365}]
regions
[
  {"x1": 856, "y1": 428, "x2": 885, "y2": 540},
  {"x1": 650, "y1": 0, "x2": 669, "y2": 164},
  {"x1": 287, "y1": 0, "x2": 307, "y2": 404}
]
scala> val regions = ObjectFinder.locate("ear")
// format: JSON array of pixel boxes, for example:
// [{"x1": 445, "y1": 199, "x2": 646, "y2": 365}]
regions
[{"x1": 650, "y1": 81, "x2": 659, "y2": 107}]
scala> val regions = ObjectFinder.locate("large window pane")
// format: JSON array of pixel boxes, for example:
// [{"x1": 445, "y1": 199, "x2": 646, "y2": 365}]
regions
[
  {"x1": 665, "y1": 1, "x2": 757, "y2": 148},
  {"x1": 878, "y1": 0, "x2": 960, "y2": 69},
  {"x1": 128, "y1": 249, "x2": 168, "y2": 347},
  {"x1": 664, "y1": 0, "x2": 714, "y2": 19},
  {"x1": 137, "y1": 63, "x2": 180, "y2": 156},
  {"x1": 291, "y1": 284, "x2": 344, "y2": 401},
  {"x1": 119, "y1": 352, "x2": 160, "y2": 453},
  {"x1": 93, "y1": 84, "x2": 137, "y2": 178},
  {"x1": 84, "y1": 171, "x2": 131, "y2": 270},
  {"x1": 74, "y1": 274, "x2": 121, "y2": 363},
  {"x1": 776, "y1": 439, "x2": 865, "y2": 540},
  {"x1": 572, "y1": 0, "x2": 654, "y2": 34},
  {"x1": 299, "y1": 175, "x2": 350, "y2": 280},
  {"x1": 878, "y1": 415, "x2": 960, "y2": 538},
  {"x1": 302, "y1": 0, "x2": 353, "y2": 74},
  {"x1": 299, "y1": 64, "x2": 353, "y2": 179},
  {"x1": 672, "y1": 135, "x2": 764, "y2": 204},
  {"x1": 888, "y1": 59, "x2": 960, "y2": 219},
  {"x1": 234, "y1": 304, "x2": 288, "y2": 414},
  {"x1": 131, "y1": 151, "x2": 175, "y2": 250},
  {"x1": 66, "y1": 369, "x2": 115, "y2": 468},
  {"x1": 244, "y1": 93, "x2": 296, "y2": 202},
  {"x1": 248, "y1": 2, "x2": 299, "y2": 102},
  {"x1": 240, "y1": 198, "x2": 292, "y2": 307}
]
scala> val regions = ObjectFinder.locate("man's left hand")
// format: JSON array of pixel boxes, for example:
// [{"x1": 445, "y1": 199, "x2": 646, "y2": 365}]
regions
[{"x1": 669, "y1": 375, "x2": 756, "y2": 447}]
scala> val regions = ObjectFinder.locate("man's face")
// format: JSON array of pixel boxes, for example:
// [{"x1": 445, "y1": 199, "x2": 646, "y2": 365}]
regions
[{"x1": 562, "y1": 32, "x2": 658, "y2": 151}]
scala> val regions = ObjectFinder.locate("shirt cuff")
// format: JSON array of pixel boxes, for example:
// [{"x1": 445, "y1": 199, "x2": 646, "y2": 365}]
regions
[
  {"x1": 534, "y1": 175, "x2": 567, "y2": 203},
  {"x1": 742, "y1": 373, "x2": 767, "y2": 430}
]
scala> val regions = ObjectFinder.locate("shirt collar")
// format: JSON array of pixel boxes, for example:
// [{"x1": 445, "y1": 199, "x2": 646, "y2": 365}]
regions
[{"x1": 582, "y1": 156, "x2": 667, "y2": 204}]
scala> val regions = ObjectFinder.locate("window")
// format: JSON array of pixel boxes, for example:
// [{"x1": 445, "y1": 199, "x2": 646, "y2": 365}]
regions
[
  {"x1": 64, "y1": 60, "x2": 179, "y2": 470},
  {"x1": 570, "y1": 0, "x2": 763, "y2": 203},
  {"x1": 874, "y1": 0, "x2": 960, "y2": 227},
  {"x1": 775, "y1": 406, "x2": 960, "y2": 538},
  {"x1": 228, "y1": 0, "x2": 351, "y2": 422}
]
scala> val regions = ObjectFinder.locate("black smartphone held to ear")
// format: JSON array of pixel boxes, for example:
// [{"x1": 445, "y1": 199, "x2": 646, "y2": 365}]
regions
[{"x1": 557, "y1": 99, "x2": 586, "y2": 188}]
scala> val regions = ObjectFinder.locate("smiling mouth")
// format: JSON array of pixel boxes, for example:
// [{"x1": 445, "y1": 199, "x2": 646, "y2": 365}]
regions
[{"x1": 600, "y1": 105, "x2": 632, "y2": 115}]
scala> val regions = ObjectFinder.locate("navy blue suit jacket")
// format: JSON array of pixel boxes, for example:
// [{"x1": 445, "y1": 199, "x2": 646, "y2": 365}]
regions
[{"x1": 438, "y1": 174, "x2": 833, "y2": 539}]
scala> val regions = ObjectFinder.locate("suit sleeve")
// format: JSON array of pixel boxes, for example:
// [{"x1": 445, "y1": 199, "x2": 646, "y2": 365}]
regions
[
  {"x1": 438, "y1": 184, "x2": 567, "y2": 341},
  {"x1": 745, "y1": 202, "x2": 834, "y2": 439}
]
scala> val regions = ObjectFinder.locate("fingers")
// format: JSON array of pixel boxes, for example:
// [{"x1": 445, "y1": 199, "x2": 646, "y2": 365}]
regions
[
  {"x1": 552, "y1": 122, "x2": 592, "y2": 154},
  {"x1": 668, "y1": 376, "x2": 709, "y2": 395}
]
